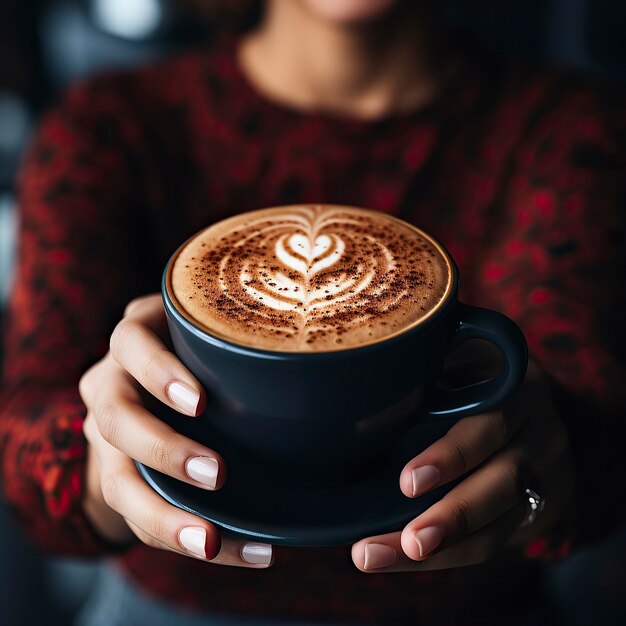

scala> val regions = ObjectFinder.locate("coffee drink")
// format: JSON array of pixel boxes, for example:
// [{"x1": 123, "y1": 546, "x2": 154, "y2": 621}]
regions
[
  {"x1": 154, "y1": 204, "x2": 527, "y2": 498},
  {"x1": 169, "y1": 205, "x2": 451, "y2": 352}
]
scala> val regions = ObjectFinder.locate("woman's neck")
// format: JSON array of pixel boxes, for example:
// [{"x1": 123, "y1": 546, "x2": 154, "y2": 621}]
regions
[{"x1": 239, "y1": 0, "x2": 444, "y2": 119}]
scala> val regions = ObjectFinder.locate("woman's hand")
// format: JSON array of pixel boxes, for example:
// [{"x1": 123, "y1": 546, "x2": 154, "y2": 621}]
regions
[
  {"x1": 79, "y1": 294, "x2": 273, "y2": 568},
  {"x1": 351, "y1": 360, "x2": 575, "y2": 572}
]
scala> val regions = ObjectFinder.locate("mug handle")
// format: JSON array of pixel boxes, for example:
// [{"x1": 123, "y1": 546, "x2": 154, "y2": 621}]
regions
[{"x1": 423, "y1": 304, "x2": 528, "y2": 420}]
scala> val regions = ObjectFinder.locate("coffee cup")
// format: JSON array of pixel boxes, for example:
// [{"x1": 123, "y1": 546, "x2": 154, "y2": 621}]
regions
[{"x1": 158, "y1": 205, "x2": 528, "y2": 487}]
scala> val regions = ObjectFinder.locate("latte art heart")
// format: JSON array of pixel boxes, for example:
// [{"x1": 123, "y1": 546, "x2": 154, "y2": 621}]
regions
[
  {"x1": 171, "y1": 205, "x2": 450, "y2": 352},
  {"x1": 276, "y1": 233, "x2": 344, "y2": 278}
]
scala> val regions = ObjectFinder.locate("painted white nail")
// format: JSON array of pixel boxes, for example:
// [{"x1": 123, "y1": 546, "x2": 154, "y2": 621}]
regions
[
  {"x1": 179, "y1": 526, "x2": 206, "y2": 558},
  {"x1": 186, "y1": 457, "x2": 219, "y2": 489},
  {"x1": 414, "y1": 526, "x2": 443, "y2": 558},
  {"x1": 411, "y1": 465, "x2": 440, "y2": 497},
  {"x1": 167, "y1": 381, "x2": 200, "y2": 415},
  {"x1": 241, "y1": 542, "x2": 272, "y2": 565},
  {"x1": 364, "y1": 543, "x2": 397, "y2": 570}
]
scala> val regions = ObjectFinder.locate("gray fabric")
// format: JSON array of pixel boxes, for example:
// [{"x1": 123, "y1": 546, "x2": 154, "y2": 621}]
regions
[{"x1": 75, "y1": 563, "x2": 360, "y2": 626}]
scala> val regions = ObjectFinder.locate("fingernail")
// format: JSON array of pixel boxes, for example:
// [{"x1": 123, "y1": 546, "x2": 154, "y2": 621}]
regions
[
  {"x1": 364, "y1": 543, "x2": 397, "y2": 570},
  {"x1": 241, "y1": 542, "x2": 272, "y2": 565},
  {"x1": 411, "y1": 465, "x2": 440, "y2": 497},
  {"x1": 414, "y1": 526, "x2": 443, "y2": 558},
  {"x1": 186, "y1": 457, "x2": 219, "y2": 490},
  {"x1": 179, "y1": 526, "x2": 206, "y2": 558},
  {"x1": 167, "y1": 381, "x2": 200, "y2": 415}
]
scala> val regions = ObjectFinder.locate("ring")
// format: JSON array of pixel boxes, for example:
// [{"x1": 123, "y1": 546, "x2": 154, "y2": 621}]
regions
[{"x1": 522, "y1": 488, "x2": 545, "y2": 527}]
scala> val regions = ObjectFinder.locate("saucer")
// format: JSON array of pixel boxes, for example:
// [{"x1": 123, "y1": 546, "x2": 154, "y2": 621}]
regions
[{"x1": 137, "y1": 417, "x2": 459, "y2": 547}]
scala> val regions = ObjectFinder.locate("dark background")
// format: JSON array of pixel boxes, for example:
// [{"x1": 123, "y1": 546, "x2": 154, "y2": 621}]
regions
[{"x1": 0, "y1": 1, "x2": 625, "y2": 624}]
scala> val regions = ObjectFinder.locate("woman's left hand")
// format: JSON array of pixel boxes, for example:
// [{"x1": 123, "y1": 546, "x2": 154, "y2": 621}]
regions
[{"x1": 352, "y1": 360, "x2": 576, "y2": 572}]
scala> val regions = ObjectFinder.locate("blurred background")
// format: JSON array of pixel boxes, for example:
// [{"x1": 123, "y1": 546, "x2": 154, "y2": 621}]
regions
[{"x1": 0, "y1": 1, "x2": 625, "y2": 624}]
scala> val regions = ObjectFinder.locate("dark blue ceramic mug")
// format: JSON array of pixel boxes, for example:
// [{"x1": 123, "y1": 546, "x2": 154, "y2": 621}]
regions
[{"x1": 160, "y1": 220, "x2": 528, "y2": 488}]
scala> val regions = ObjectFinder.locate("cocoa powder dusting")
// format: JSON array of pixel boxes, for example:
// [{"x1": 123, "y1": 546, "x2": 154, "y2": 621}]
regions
[{"x1": 171, "y1": 206, "x2": 449, "y2": 351}]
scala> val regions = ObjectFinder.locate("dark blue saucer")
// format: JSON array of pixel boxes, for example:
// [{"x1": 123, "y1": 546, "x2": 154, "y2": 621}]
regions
[{"x1": 137, "y1": 418, "x2": 459, "y2": 547}]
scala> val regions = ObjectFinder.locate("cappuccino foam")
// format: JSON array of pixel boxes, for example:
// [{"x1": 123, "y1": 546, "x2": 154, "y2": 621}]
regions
[{"x1": 170, "y1": 205, "x2": 450, "y2": 352}]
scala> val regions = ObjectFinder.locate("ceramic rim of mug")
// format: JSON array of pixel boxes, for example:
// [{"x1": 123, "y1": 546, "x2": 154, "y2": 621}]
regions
[{"x1": 163, "y1": 205, "x2": 458, "y2": 359}]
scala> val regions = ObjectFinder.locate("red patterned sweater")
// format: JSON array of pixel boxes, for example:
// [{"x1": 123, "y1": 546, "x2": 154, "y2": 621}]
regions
[{"x1": 1, "y1": 36, "x2": 625, "y2": 624}]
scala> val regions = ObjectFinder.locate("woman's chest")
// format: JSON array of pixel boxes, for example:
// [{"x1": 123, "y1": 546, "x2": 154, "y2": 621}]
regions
[{"x1": 143, "y1": 117, "x2": 516, "y2": 299}]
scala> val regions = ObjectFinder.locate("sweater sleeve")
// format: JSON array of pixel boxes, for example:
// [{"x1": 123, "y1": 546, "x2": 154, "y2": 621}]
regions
[
  {"x1": 0, "y1": 76, "x2": 147, "y2": 556},
  {"x1": 474, "y1": 80, "x2": 626, "y2": 550}
]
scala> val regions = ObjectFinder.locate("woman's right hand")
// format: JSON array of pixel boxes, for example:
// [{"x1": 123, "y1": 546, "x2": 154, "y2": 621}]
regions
[{"x1": 79, "y1": 294, "x2": 273, "y2": 568}]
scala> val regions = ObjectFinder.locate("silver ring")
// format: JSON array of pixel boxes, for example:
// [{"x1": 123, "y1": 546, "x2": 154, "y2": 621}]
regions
[{"x1": 522, "y1": 488, "x2": 545, "y2": 527}]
